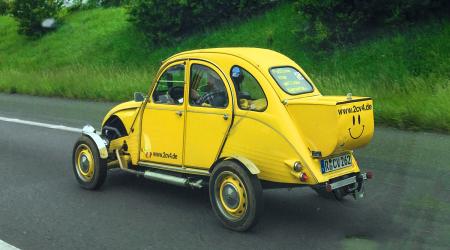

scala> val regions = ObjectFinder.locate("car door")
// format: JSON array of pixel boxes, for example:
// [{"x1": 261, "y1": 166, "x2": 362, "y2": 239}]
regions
[
  {"x1": 184, "y1": 61, "x2": 233, "y2": 169},
  {"x1": 140, "y1": 62, "x2": 186, "y2": 166}
]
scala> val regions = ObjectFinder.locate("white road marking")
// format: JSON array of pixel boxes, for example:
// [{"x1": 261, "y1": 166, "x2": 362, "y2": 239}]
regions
[
  {"x1": 0, "y1": 117, "x2": 78, "y2": 250},
  {"x1": 0, "y1": 116, "x2": 82, "y2": 133},
  {"x1": 0, "y1": 239, "x2": 20, "y2": 250}
]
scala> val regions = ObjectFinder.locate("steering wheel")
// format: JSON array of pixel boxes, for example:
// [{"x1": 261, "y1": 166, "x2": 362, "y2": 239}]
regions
[{"x1": 197, "y1": 91, "x2": 227, "y2": 107}]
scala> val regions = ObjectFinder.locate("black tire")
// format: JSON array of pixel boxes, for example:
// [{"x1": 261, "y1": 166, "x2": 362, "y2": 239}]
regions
[
  {"x1": 72, "y1": 135, "x2": 107, "y2": 190},
  {"x1": 209, "y1": 160, "x2": 263, "y2": 231}
]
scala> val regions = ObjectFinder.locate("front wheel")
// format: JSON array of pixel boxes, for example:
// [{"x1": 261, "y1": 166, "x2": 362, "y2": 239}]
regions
[
  {"x1": 209, "y1": 160, "x2": 263, "y2": 231},
  {"x1": 72, "y1": 135, "x2": 107, "y2": 190}
]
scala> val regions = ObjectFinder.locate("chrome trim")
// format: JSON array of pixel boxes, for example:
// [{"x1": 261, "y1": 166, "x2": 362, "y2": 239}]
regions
[
  {"x1": 138, "y1": 161, "x2": 211, "y2": 176},
  {"x1": 82, "y1": 125, "x2": 108, "y2": 159},
  {"x1": 329, "y1": 173, "x2": 367, "y2": 190}
]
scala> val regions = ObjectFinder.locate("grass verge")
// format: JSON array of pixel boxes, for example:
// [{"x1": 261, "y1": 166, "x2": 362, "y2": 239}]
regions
[{"x1": 0, "y1": 4, "x2": 449, "y2": 132}]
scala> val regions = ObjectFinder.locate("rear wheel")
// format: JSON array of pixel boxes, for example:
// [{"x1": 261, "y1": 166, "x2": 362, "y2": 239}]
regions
[
  {"x1": 72, "y1": 135, "x2": 107, "y2": 190},
  {"x1": 209, "y1": 160, "x2": 263, "y2": 231}
]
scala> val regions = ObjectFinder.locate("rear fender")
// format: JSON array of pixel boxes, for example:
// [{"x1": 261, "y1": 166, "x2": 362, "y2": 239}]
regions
[{"x1": 212, "y1": 155, "x2": 260, "y2": 175}]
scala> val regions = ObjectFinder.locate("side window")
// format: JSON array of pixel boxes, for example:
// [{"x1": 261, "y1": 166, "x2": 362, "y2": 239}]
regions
[
  {"x1": 231, "y1": 66, "x2": 267, "y2": 111},
  {"x1": 152, "y1": 64, "x2": 185, "y2": 105},
  {"x1": 189, "y1": 64, "x2": 228, "y2": 108}
]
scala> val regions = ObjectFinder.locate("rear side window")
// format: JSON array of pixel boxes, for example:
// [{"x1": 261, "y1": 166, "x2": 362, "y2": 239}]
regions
[
  {"x1": 230, "y1": 66, "x2": 267, "y2": 112},
  {"x1": 270, "y1": 67, "x2": 313, "y2": 95}
]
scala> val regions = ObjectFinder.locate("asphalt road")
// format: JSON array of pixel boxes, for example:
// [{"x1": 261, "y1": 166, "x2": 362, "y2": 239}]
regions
[{"x1": 0, "y1": 93, "x2": 449, "y2": 250}]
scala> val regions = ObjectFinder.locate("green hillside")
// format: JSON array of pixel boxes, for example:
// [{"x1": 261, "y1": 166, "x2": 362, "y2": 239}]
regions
[{"x1": 0, "y1": 4, "x2": 449, "y2": 132}]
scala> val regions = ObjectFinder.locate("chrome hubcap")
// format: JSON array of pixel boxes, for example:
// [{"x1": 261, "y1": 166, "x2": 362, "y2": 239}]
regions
[
  {"x1": 80, "y1": 154, "x2": 89, "y2": 173},
  {"x1": 222, "y1": 183, "x2": 240, "y2": 209}
]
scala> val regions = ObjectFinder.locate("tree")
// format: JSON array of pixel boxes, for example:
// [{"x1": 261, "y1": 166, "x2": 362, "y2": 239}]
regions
[
  {"x1": 0, "y1": 0, "x2": 11, "y2": 15},
  {"x1": 11, "y1": 0, "x2": 63, "y2": 37},
  {"x1": 127, "y1": 0, "x2": 276, "y2": 44}
]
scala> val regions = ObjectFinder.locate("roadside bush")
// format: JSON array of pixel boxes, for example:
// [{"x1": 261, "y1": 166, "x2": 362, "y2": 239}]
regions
[
  {"x1": 295, "y1": 0, "x2": 450, "y2": 49},
  {"x1": 99, "y1": 0, "x2": 129, "y2": 7},
  {"x1": 11, "y1": 0, "x2": 64, "y2": 37},
  {"x1": 128, "y1": 0, "x2": 277, "y2": 44},
  {"x1": 0, "y1": 0, "x2": 10, "y2": 15},
  {"x1": 84, "y1": 0, "x2": 129, "y2": 8}
]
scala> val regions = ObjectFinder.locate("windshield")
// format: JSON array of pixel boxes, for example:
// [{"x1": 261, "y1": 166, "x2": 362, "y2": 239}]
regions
[{"x1": 269, "y1": 67, "x2": 313, "y2": 95}]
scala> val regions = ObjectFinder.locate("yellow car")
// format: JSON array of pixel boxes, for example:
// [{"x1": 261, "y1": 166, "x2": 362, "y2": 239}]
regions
[{"x1": 72, "y1": 48, "x2": 374, "y2": 231}]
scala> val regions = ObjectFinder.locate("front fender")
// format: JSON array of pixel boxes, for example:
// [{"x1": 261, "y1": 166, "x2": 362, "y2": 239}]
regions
[
  {"x1": 102, "y1": 101, "x2": 142, "y2": 131},
  {"x1": 82, "y1": 125, "x2": 109, "y2": 159}
]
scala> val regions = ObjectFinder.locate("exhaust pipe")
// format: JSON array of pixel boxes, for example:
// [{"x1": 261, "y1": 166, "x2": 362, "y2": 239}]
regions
[{"x1": 143, "y1": 171, "x2": 204, "y2": 189}]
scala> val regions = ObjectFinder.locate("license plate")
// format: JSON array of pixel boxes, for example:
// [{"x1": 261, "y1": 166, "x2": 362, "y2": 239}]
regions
[{"x1": 320, "y1": 153, "x2": 352, "y2": 174}]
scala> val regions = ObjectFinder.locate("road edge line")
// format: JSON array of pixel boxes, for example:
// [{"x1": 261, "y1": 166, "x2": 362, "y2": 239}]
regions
[
  {"x1": 0, "y1": 116, "x2": 82, "y2": 133},
  {"x1": 0, "y1": 239, "x2": 20, "y2": 250}
]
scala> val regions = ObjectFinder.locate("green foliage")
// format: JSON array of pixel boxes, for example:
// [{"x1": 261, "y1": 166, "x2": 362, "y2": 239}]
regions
[
  {"x1": 295, "y1": 0, "x2": 450, "y2": 49},
  {"x1": 0, "y1": 0, "x2": 11, "y2": 15},
  {"x1": 99, "y1": 0, "x2": 129, "y2": 7},
  {"x1": 85, "y1": 0, "x2": 129, "y2": 8},
  {"x1": 10, "y1": 0, "x2": 63, "y2": 37},
  {"x1": 65, "y1": 0, "x2": 127, "y2": 12},
  {"x1": 0, "y1": 4, "x2": 449, "y2": 132},
  {"x1": 127, "y1": 0, "x2": 276, "y2": 44}
]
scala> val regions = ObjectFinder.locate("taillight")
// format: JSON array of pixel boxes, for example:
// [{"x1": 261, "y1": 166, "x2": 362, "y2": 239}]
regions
[
  {"x1": 366, "y1": 171, "x2": 373, "y2": 179},
  {"x1": 300, "y1": 172, "x2": 308, "y2": 182}
]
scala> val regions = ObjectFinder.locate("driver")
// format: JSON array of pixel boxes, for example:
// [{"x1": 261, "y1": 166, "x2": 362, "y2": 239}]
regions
[{"x1": 191, "y1": 71, "x2": 225, "y2": 106}]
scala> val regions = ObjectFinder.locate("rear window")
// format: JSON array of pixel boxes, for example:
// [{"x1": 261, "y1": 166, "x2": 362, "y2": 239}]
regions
[{"x1": 269, "y1": 67, "x2": 313, "y2": 95}]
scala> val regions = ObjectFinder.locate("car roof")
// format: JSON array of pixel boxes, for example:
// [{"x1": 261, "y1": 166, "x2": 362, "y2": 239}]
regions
[
  {"x1": 162, "y1": 48, "x2": 319, "y2": 100},
  {"x1": 164, "y1": 47, "x2": 295, "y2": 70}
]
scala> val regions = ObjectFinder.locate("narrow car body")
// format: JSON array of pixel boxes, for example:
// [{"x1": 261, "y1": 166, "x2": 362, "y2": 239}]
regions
[
  {"x1": 74, "y1": 48, "x2": 374, "y2": 231},
  {"x1": 101, "y1": 48, "x2": 374, "y2": 185}
]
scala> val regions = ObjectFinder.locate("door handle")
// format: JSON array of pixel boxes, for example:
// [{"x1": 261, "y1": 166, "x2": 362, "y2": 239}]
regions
[
  {"x1": 223, "y1": 114, "x2": 229, "y2": 120},
  {"x1": 175, "y1": 111, "x2": 183, "y2": 117}
]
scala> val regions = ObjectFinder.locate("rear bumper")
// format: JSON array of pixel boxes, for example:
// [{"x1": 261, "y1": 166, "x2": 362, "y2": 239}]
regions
[
  {"x1": 328, "y1": 172, "x2": 368, "y2": 190},
  {"x1": 315, "y1": 172, "x2": 372, "y2": 199}
]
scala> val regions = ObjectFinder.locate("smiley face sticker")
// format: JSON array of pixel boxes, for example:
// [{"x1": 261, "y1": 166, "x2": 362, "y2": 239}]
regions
[{"x1": 349, "y1": 114, "x2": 365, "y2": 139}]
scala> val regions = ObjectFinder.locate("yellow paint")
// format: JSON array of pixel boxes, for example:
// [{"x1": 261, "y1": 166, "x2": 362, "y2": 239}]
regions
[
  {"x1": 140, "y1": 103, "x2": 185, "y2": 165},
  {"x1": 286, "y1": 96, "x2": 374, "y2": 158},
  {"x1": 184, "y1": 60, "x2": 233, "y2": 169},
  {"x1": 102, "y1": 101, "x2": 141, "y2": 129},
  {"x1": 103, "y1": 101, "x2": 142, "y2": 165},
  {"x1": 101, "y1": 48, "x2": 374, "y2": 186}
]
